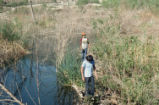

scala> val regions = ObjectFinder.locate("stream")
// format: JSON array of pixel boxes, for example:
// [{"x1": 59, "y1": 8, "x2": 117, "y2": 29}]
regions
[{"x1": 0, "y1": 56, "x2": 78, "y2": 105}]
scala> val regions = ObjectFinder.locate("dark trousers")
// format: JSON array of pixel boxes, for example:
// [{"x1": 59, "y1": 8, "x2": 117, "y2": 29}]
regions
[
  {"x1": 82, "y1": 48, "x2": 87, "y2": 61},
  {"x1": 85, "y1": 76, "x2": 95, "y2": 96}
]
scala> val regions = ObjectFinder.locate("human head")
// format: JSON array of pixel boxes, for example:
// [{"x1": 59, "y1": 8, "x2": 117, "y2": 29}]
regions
[
  {"x1": 86, "y1": 55, "x2": 94, "y2": 62},
  {"x1": 82, "y1": 32, "x2": 86, "y2": 37}
]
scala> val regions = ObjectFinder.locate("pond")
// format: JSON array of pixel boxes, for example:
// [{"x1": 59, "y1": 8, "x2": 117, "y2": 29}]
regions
[{"x1": 0, "y1": 56, "x2": 78, "y2": 105}]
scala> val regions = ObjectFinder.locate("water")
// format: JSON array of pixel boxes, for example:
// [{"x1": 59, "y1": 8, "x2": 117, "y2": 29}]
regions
[
  {"x1": 0, "y1": 57, "x2": 58, "y2": 105},
  {"x1": 0, "y1": 55, "x2": 80, "y2": 105}
]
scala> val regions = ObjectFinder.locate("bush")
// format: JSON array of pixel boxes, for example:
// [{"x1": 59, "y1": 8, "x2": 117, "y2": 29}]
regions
[{"x1": 0, "y1": 21, "x2": 22, "y2": 41}]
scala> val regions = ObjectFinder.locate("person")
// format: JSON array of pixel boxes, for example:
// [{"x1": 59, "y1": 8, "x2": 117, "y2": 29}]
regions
[
  {"x1": 81, "y1": 55, "x2": 98, "y2": 96},
  {"x1": 80, "y1": 32, "x2": 89, "y2": 61}
]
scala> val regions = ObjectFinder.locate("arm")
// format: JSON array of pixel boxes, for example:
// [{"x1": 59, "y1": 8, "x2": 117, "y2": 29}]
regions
[
  {"x1": 88, "y1": 43, "x2": 90, "y2": 50},
  {"x1": 80, "y1": 38, "x2": 82, "y2": 50},
  {"x1": 94, "y1": 69, "x2": 98, "y2": 80},
  {"x1": 87, "y1": 39, "x2": 90, "y2": 49},
  {"x1": 93, "y1": 65, "x2": 98, "y2": 80},
  {"x1": 81, "y1": 66, "x2": 85, "y2": 81}
]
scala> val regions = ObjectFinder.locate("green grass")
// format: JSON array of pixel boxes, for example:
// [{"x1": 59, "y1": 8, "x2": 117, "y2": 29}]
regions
[
  {"x1": 91, "y1": 16, "x2": 159, "y2": 104},
  {"x1": 0, "y1": 0, "x2": 3, "y2": 12},
  {"x1": 4, "y1": 0, "x2": 28, "y2": 7},
  {"x1": 0, "y1": 21, "x2": 22, "y2": 41},
  {"x1": 57, "y1": 49, "x2": 84, "y2": 87},
  {"x1": 101, "y1": 0, "x2": 159, "y2": 13},
  {"x1": 77, "y1": 0, "x2": 99, "y2": 6},
  {"x1": 102, "y1": 0, "x2": 120, "y2": 8}
]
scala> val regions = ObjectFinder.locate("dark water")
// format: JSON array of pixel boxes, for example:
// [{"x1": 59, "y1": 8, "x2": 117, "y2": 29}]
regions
[
  {"x1": 0, "y1": 57, "x2": 58, "y2": 105},
  {"x1": 0, "y1": 56, "x2": 80, "y2": 105}
]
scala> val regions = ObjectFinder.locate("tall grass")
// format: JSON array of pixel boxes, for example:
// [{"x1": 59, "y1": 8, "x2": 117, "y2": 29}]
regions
[
  {"x1": 91, "y1": 15, "x2": 159, "y2": 104},
  {"x1": 77, "y1": 0, "x2": 99, "y2": 6},
  {"x1": 5, "y1": 0, "x2": 28, "y2": 7},
  {"x1": 0, "y1": 21, "x2": 22, "y2": 41},
  {"x1": 102, "y1": 0, "x2": 159, "y2": 13},
  {"x1": 102, "y1": 0, "x2": 120, "y2": 8},
  {"x1": 57, "y1": 49, "x2": 83, "y2": 86},
  {"x1": 0, "y1": 0, "x2": 3, "y2": 12}
]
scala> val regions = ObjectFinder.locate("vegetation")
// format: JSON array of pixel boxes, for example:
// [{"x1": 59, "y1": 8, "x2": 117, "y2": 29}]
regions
[
  {"x1": 57, "y1": 49, "x2": 83, "y2": 87},
  {"x1": 91, "y1": 14, "x2": 159, "y2": 104},
  {"x1": 0, "y1": 21, "x2": 22, "y2": 41},
  {"x1": 77, "y1": 0, "x2": 99, "y2": 6},
  {"x1": 0, "y1": 0, "x2": 3, "y2": 12},
  {"x1": 102, "y1": 0, "x2": 159, "y2": 13},
  {"x1": 55, "y1": 1, "x2": 159, "y2": 104},
  {"x1": 0, "y1": 0, "x2": 159, "y2": 104},
  {"x1": 4, "y1": 0, "x2": 28, "y2": 7}
]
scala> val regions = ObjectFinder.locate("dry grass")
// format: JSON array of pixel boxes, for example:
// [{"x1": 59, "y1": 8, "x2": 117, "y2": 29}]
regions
[
  {"x1": 0, "y1": 3, "x2": 109, "y2": 70},
  {"x1": 0, "y1": 4, "x2": 109, "y2": 64},
  {"x1": 90, "y1": 8, "x2": 159, "y2": 105},
  {"x1": 119, "y1": 9, "x2": 159, "y2": 36},
  {"x1": 0, "y1": 38, "x2": 30, "y2": 68}
]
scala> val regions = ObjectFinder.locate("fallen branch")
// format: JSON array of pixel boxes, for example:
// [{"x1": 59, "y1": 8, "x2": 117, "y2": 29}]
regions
[{"x1": 0, "y1": 83, "x2": 25, "y2": 105}]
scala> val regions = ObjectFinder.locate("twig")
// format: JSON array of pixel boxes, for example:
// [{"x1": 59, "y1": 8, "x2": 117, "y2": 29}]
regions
[
  {"x1": 0, "y1": 99, "x2": 15, "y2": 102},
  {"x1": 0, "y1": 83, "x2": 25, "y2": 105},
  {"x1": 25, "y1": 87, "x2": 37, "y2": 105}
]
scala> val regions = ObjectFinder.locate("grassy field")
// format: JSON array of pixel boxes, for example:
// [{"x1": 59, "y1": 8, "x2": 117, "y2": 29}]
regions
[{"x1": 89, "y1": 7, "x2": 159, "y2": 105}]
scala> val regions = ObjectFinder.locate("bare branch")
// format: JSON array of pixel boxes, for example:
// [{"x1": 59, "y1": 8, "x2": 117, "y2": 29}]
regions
[{"x1": 0, "y1": 83, "x2": 25, "y2": 105}]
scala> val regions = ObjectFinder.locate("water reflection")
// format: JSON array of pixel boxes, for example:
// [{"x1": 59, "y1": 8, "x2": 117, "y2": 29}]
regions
[
  {"x1": 1, "y1": 57, "x2": 58, "y2": 105},
  {"x1": 0, "y1": 57, "x2": 80, "y2": 105}
]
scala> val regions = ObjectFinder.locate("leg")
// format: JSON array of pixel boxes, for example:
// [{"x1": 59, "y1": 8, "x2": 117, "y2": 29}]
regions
[
  {"x1": 90, "y1": 76, "x2": 95, "y2": 96},
  {"x1": 85, "y1": 77, "x2": 89, "y2": 96},
  {"x1": 83, "y1": 48, "x2": 87, "y2": 60},
  {"x1": 82, "y1": 49, "x2": 85, "y2": 61}
]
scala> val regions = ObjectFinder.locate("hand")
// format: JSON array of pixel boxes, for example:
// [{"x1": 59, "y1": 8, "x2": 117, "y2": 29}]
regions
[
  {"x1": 82, "y1": 76, "x2": 85, "y2": 82},
  {"x1": 95, "y1": 75, "x2": 98, "y2": 80},
  {"x1": 94, "y1": 71, "x2": 98, "y2": 80}
]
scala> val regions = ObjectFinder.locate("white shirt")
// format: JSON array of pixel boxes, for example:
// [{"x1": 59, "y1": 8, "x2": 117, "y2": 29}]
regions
[
  {"x1": 82, "y1": 60, "x2": 93, "y2": 77},
  {"x1": 82, "y1": 38, "x2": 88, "y2": 49}
]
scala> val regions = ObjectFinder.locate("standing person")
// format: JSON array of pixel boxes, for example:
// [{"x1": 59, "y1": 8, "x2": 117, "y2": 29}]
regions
[
  {"x1": 80, "y1": 32, "x2": 89, "y2": 61},
  {"x1": 81, "y1": 55, "x2": 98, "y2": 96}
]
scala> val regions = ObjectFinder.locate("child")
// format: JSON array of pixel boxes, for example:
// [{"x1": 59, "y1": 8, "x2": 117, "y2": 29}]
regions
[{"x1": 81, "y1": 55, "x2": 98, "y2": 96}]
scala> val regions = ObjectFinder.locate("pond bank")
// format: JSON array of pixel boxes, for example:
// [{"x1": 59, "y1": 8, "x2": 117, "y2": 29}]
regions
[{"x1": 0, "y1": 38, "x2": 30, "y2": 68}]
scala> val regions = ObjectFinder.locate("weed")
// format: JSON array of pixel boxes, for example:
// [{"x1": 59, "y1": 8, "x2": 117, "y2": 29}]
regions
[
  {"x1": 101, "y1": 0, "x2": 159, "y2": 13},
  {"x1": 57, "y1": 49, "x2": 83, "y2": 87},
  {"x1": 77, "y1": 0, "x2": 99, "y2": 6},
  {"x1": 91, "y1": 15, "x2": 159, "y2": 104},
  {"x1": 0, "y1": 21, "x2": 22, "y2": 41}
]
